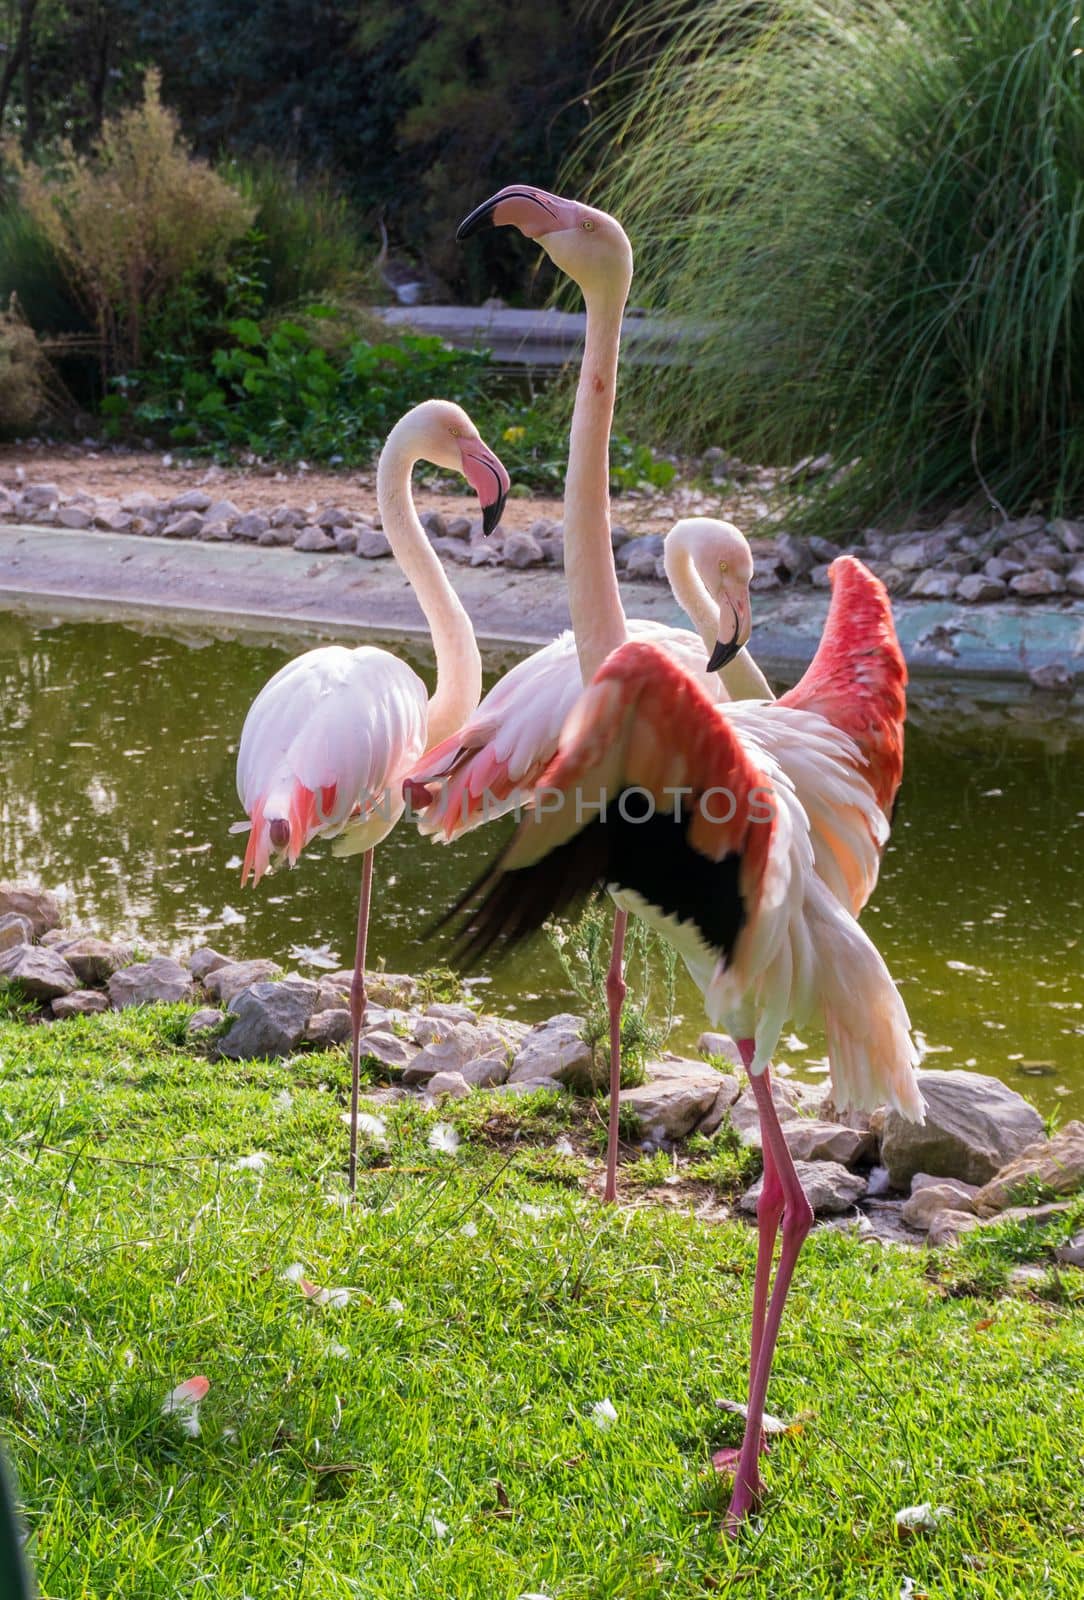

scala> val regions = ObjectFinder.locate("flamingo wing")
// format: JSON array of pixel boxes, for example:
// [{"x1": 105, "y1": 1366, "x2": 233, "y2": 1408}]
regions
[
  {"x1": 779, "y1": 556, "x2": 907, "y2": 816},
  {"x1": 237, "y1": 645, "x2": 428, "y2": 884},
  {"x1": 404, "y1": 619, "x2": 732, "y2": 841}
]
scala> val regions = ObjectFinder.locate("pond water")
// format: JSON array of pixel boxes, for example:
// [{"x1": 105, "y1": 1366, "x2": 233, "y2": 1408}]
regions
[{"x1": 1, "y1": 612, "x2": 1081, "y2": 1116}]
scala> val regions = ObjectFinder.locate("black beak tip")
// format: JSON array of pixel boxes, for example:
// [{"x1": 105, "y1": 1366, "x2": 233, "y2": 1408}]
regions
[
  {"x1": 707, "y1": 637, "x2": 740, "y2": 673},
  {"x1": 482, "y1": 491, "x2": 506, "y2": 538},
  {"x1": 456, "y1": 199, "x2": 499, "y2": 242}
]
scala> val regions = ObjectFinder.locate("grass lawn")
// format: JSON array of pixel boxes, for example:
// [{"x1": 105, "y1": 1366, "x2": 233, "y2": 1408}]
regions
[{"x1": 0, "y1": 1004, "x2": 1081, "y2": 1598}]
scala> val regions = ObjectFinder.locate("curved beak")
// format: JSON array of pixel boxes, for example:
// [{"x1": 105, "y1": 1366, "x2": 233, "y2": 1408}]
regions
[
  {"x1": 456, "y1": 185, "x2": 577, "y2": 242},
  {"x1": 707, "y1": 585, "x2": 751, "y2": 673},
  {"x1": 459, "y1": 440, "x2": 510, "y2": 536}
]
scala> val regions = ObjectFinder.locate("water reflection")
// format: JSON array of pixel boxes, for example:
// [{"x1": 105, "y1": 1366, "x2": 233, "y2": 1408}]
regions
[{"x1": 1, "y1": 613, "x2": 1081, "y2": 1114}]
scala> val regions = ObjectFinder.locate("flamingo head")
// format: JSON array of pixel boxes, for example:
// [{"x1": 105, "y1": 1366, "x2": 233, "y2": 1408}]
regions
[
  {"x1": 391, "y1": 399, "x2": 511, "y2": 535},
  {"x1": 457, "y1": 185, "x2": 633, "y2": 302},
  {"x1": 665, "y1": 518, "x2": 754, "y2": 671}
]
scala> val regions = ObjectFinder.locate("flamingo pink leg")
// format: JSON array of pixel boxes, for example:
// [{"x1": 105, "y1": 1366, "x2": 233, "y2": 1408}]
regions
[
  {"x1": 725, "y1": 1047, "x2": 813, "y2": 1532},
  {"x1": 602, "y1": 909, "x2": 628, "y2": 1204},
  {"x1": 347, "y1": 848, "x2": 375, "y2": 1196}
]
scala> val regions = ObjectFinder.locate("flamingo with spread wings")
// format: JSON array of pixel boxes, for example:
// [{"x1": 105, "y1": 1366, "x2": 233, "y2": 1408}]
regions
[{"x1": 234, "y1": 400, "x2": 509, "y2": 1192}]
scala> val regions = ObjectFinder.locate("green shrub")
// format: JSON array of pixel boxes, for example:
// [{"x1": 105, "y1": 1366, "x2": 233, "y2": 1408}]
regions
[{"x1": 595, "y1": 0, "x2": 1084, "y2": 529}]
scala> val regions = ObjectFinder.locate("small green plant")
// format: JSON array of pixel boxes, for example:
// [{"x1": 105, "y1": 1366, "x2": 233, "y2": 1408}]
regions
[
  {"x1": 547, "y1": 900, "x2": 677, "y2": 1090},
  {"x1": 0, "y1": 982, "x2": 34, "y2": 1023},
  {"x1": 685, "y1": 1121, "x2": 760, "y2": 1196}
]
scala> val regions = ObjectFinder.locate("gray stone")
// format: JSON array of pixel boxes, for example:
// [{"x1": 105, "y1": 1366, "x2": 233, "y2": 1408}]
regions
[
  {"x1": 188, "y1": 945, "x2": 231, "y2": 981},
  {"x1": 51, "y1": 988, "x2": 110, "y2": 1019},
  {"x1": 315, "y1": 504, "x2": 352, "y2": 528},
  {"x1": 808, "y1": 564, "x2": 832, "y2": 589},
  {"x1": 355, "y1": 527, "x2": 392, "y2": 558},
  {"x1": 481, "y1": 1076, "x2": 566, "y2": 1097},
  {"x1": 972, "y1": 1121, "x2": 1084, "y2": 1215},
  {"x1": 728, "y1": 1078, "x2": 816, "y2": 1149},
  {"x1": 0, "y1": 884, "x2": 62, "y2": 938},
  {"x1": 446, "y1": 516, "x2": 472, "y2": 540},
  {"x1": 304, "y1": 1008, "x2": 354, "y2": 1047},
  {"x1": 171, "y1": 488, "x2": 212, "y2": 512},
  {"x1": 1029, "y1": 663, "x2": 1075, "y2": 693},
  {"x1": 926, "y1": 1209, "x2": 983, "y2": 1247},
  {"x1": 162, "y1": 512, "x2": 205, "y2": 539},
  {"x1": 901, "y1": 1180, "x2": 979, "y2": 1232},
  {"x1": 258, "y1": 524, "x2": 299, "y2": 547},
  {"x1": 0, "y1": 943, "x2": 78, "y2": 1001},
  {"x1": 108, "y1": 956, "x2": 194, "y2": 1008},
  {"x1": 880, "y1": 1069, "x2": 1045, "y2": 1188},
  {"x1": 618, "y1": 534, "x2": 664, "y2": 571},
  {"x1": 741, "y1": 1160, "x2": 867, "y2": 1217},
  {"x1": 422, "y1": 1001, "x2": 478, "y2": 1025},
  {"x1": 983, "y1": 556, "x2": 1025, "y2": 581},
  {"x1": 333, "y1": 528, "x2": 357, "y2": 554},
  {"x1": 203, "y1": 958, "x2": 283, "y2": 1005},
  {"x1": 432, "y1": 536, "x2": 474, "y2": 564},
  {"x1": 697, "y1": 1031, "x2": 742, "y2": 1065},
  {"x1": 956, "y1": 573, "x2": 1007, "y2": 603},
  {"x1": 426, "y1": 1070, "x2": 473, "y2": 1100},
  {"x1": 57, "y1": 936, "x2": 135, "y2": 985},
  {"x1": 909, "y1": 570, "x2": 959, "y2": 600},
  {"x1": 404, "y1": 1020, "x2": 510, "y2": 1085},
  {"x1": 218, "y1": 978, "x2": 318, "y2": 1059},
  {"x1": 936, "y1": 552, "x2": 977, "y2": 576},
  {"x1": 359, "y1": 1030, "x2": 417, "y2": 1072},
  {"x1": 502, "y1": 529, "x2": 545, "y2": 569},
  {"x1": 293, "y1": 524, "x2": 336, "y2": 552},
  {"x1": 775, "y1": 531, "x2": 815, "y2": 578},
  {"x1": 359, "y1": 971, "x2": 418, "y2": 1007},
  {"x1": 509, "y1": 1013, "x2": 595, "y2": 1092},
  {"x1": 269, "y1": 504, "x2": 306, "y2": 528},
  {"x1": 1009, "y1": 568, "x2": 1065, "y2": 598},
  {"x1": 780, "y1": 1119, "x2": 874, "y2": 1167},
  {"x1": 232, "y1": 512, "x2": 269, "y2": 541},
  {"x1": 622, "y1": 1065, "x2": 738, "y2": 1141},
  {"x1": 1054, "y1": 1231, "x2": 1084, "y2": 1268},
  {"x1": 421, "y1": 510, "x2": 448, "y2": 539},
  {"x1": 23, "y1": 482, "x2": 59, "y2": 507},
  {"x1": 1047, "y1": 518, "x2": 1084, "y2": 553},
  {"x1": 198, "y1": 520, "x2": 233, "y2": 542},
  {"x1": 94, "y1": 507, "x2": 131, "y2": 533},
  {"x1": 57, "y1": 505, "x2": 92, "y2": 529},
  {"x1": 1065, "y1": 561, "x2": 1084, "y2": 598},
  {"x1": 0, "y1": 912, "x2": 33, "y2": 952},
  {"x1": 808, "y1": 536, "x2": 842, "y2": 563},
  {"x1": 186, "y1": 1007, "x2": 225, "y2": 1037}
]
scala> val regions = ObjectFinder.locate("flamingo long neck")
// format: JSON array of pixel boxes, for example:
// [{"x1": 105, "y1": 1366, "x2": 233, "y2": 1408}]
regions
[
  {"x1": 564, "y1": 288, "x2": 629, "y2": 682},
  {"x1": 666, "y1": 544, "x2": 775, "y2": 701},
  {"x1": 377, "y1": 441, "x2": 482, "y2": 747}
]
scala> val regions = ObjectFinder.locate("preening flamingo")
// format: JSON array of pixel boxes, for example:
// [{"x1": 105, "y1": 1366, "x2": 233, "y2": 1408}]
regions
[
  {"x1": 445, "y1": 553, "x2": 923, "y2": 1528},
  {"x1": 406, "y1": 187, "x2": 773, "y2": 1204},
  {"x1": 234, "y1": 399, "x2": 509, "y2": 1192}
]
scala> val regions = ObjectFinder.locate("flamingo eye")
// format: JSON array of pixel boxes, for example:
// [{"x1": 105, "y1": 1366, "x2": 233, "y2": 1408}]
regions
[
  {"x1": 582, "y1": 219, "x2": 594, "y2": 231},
  {"x1": 718, "y1": 560, "x2": 728, "y2": 575},
  {"x1": 449, "y1": 427, "x2": 461, "y2": 437}
]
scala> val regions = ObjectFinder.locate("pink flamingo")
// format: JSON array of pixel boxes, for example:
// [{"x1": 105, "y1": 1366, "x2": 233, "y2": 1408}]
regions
[
  {"x1": 406, "y1": 191, "x2": 774, "y2": 1203},
  {"x1": 447, "y1": 559, "x2": 923, "y2": 1529},
  {"x1": 234, "y1": 400, "x2": 509, "y2": 1192}
]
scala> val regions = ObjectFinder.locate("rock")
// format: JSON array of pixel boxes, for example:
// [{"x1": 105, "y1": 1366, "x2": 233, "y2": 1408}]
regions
[
  {"x1": 695, "y1": 1074, "x2": 745, "y2": 1138},
  {"x1": 293, "y1": 524, "x2": 336, "y2": 553},
  {"x1": 622, "y1": 1065, "x2": 739, "y2": 1141},
  {"x1": 94, "y1": 508, "x2": 131, "y2": 533},
  {"x1": 1029, "y1": 662, "x2": 1075, "y2": 693},
  {"x1": 618, "y1": 534, "x2": 664, "y2": 573},
  {"x1": 316, "y1": 504, "x2": 352, "y2": 528},
  {"x1": 901, "y1": 1179, "x2": 979, "y2": 1231},
  {"x1": 187, "y1": 945, "x2": 231, "y2": 982},
  {"x1": 936, "y1": 552, "x2": 977, "y2": 576},
  {"x1": 304, "y1": 1008, "x2": 353, "y2": 1047},
  {"x1": 269, "y1": 504, "x2": 306, "y2": 528},
  {"x1": 23, "y1": 482, "x2": 60, "y2": 507},
  {"x1": 57, "y1": 505, "x2": 92, "y2": 529},
  {"x1": 171, "y1": 488, "x2": 213, "y2": 512},
  {"x1": 894, "y1": 537, "x2": 942, "y2": 571},
  {"x1": 445, "y1": 516, "x2": 472, "y2": 540},
  {"x1": 333, "y1": 528, "x2": 357, "y2": 554},
  {"x1": 1054, "y1": 1231, "x2": 1084, "y2": 1269},
  {"x1": 780, "y1": 1119, "x2": 874, "y2": 1167},
  {"x1": 1009, "y1": 568, "x2": 1065, "y2": 598},
  {"x1": 502, "y1": 529, "x2": 545, "y2": 569},
  {"x1": 1047, "y1": 518, "x2": 1084, "y2": 554},
  {"x1": 956, "y1": 574, "x2": 1007, "y2": 603},
  {"x1": 51, "y1": 989, "x2": 110, "y2": 1018},
  {"x1": 697, "y1": 1031, "x2": 742, "y2": 1065},
  {"x1": 355, "y1": 526, "x2": 392, "y2": 558},
  {"x1": 233, "y1": 512, "x2": 269, "y2": 541},
  {"x1": 909, "y1": 570, "x2": 959, "y2": 600},
  {"x1": 218, "y1": 978, "x2": 318, "y2": 1059},
  {"x1": 0, "y1": 944, "x2": 78, "y2": 1001},
  {"x1": 971, "y1": 1121, "x2": 1084, "y2": 1215},
  {"x1": 926, "y1": 1209, "x2": 983, "y2": 1247},
  {"x1": 108, "y1": 956, "x2": 194, "y2": 1008},
  {"x1": 807, "y1": 564, "x2": 832, "y2": 589},
  {"x1": 56, "y1": 936, "x2": 134, "y2": 985},
  {"x1": 0, "y1": 883, "x2": 62, "y2": 938},
  {"x1": 258, "y1": 524, "x2": 298, "y2": 547},
  {"x1": 509, "y1": 1013, "x2": 595, "y2": 1092},
  {"x1": 198, "y1": 520, "x2": 233, "y2": 542},
  {"x1": 0, "y1": 913, "x2": 34, "y2": 952},
  {"x1": 203, "y1": 958, "x2": 283, "y2": 1005},
  {"x1": 404, "y1": 1020, "x2": 510, "y2": 1086},
  {"x1": 426, "y1": 1070, "x2": 473, "y2": 1100},
  {"x1": 186, "y1": 1007, "x2": 225, "y2": 1037},
  {"x1": 366, "y1": 972, "x2": 419, "y2": 1007},
  {"x1": 481, "y1": 1076, "x2": 566, "y2": 1097},
  {"x1": 728, "y1": 1078, "x2": 811, "y2": 1149},
  {"x1": 421, "y1": 1001, "x2": 478, "y2": 1025},
  {"x1": 880, "y1": 1069, "x2": 1045, "y2": 1188},
  {"x1": 359, "y1": 1030, "x2": 417, "y2": 1072},
  {"x1": 421, "y1": 510, "x2": 448, "y2": 539},
  {"x1": 161, "y1": 511, "x2": 204, "y2": 539},
  {"x1": 740, "y1": 1160, "x2": 867, "y2": 1217},
  {"x1": 774, "y1": 532, "x2": 815, "y2": 578},
  {"x1": 983, "y1": 556, "x2": 1025, "y2": 582},
  {"x1": 808, "y1": 536, "x2": 842, "y2": 563},
  {"x1": 1066, "y1": 561, "x2": 1084, "y2": 598}
]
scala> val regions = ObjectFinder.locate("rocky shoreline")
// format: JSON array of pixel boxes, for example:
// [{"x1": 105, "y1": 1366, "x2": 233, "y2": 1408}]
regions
[
  {"x1": 3, "y1": 465, "x2": 1084, "y2": 608},
  {"x1": 2, "y1": 881, "x2": 1081, "y2": 1267}
]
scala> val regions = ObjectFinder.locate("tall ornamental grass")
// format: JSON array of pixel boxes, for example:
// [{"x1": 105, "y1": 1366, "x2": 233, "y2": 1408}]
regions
[{"x1": 592, "y1": 0, "x2": 1084, "y2": 528}]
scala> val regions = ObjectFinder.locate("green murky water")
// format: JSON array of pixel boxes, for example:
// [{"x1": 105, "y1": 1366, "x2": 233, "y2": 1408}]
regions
[{"x1": 1, "y1": 613, "x2": 1081, "y2": 1115}]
